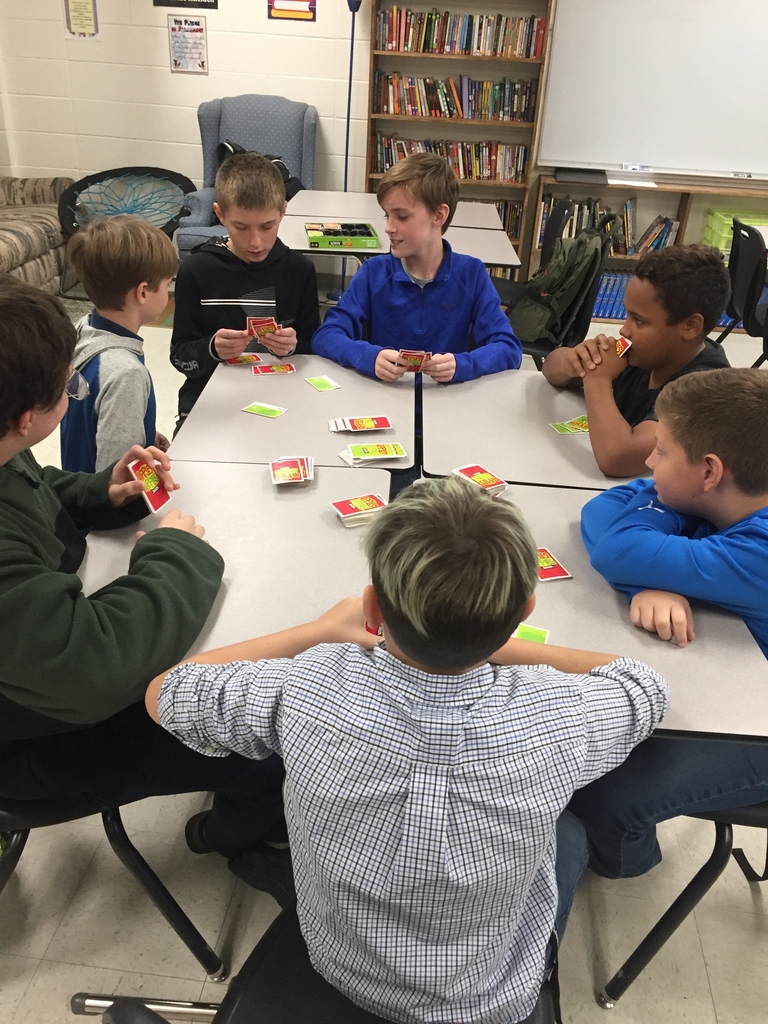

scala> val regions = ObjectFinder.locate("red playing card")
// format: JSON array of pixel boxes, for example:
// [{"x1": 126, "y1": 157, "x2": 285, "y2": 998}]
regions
[
  {"x1": 537, "y1": 547, "x2": 572, "y2": 581},
  {"x1": 453, "y1": 464, "x2": 506, "y2": 493},
  {"x1": 615, "y1": 337, "x2": 632, "y2": 357},
  {"x1": 270, "y1": 459, "x2": 304, "y2": 485},
  {"x1": 399, "y1": 349, "x2": 432, "y2": 371},
  {"x1": 346, "y1": 416, "x2": 392, "y2": 431},
  {"x1": 331, "y1": 493, "x2": 388, "y2": 517},
  {"x1": 226, "y1": 353, "x2": 262, "y2": 365},
  {"x1": 252, "y1": 363, "x2": 296, "y2": 375},
  {"x1": 128, "y1": 459, "x2": 172, "y2": 513},
  {"x1": 247, "y1": 316, "x2": 279, "y2": 338}
]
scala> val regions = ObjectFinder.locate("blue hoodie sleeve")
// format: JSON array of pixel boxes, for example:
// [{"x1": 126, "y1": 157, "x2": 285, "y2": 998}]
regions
[
  {"x1": 311, "y1": 264, "x2": 380, "y2": 378},
  {"x1": 452, "y1": 266, "x2": 522, "y2": 382}
]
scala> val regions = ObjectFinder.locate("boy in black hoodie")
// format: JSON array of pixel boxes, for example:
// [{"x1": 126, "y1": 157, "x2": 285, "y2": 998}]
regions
[{"x1": 170, "y1": 152, "x2": 319, "y2": 428}]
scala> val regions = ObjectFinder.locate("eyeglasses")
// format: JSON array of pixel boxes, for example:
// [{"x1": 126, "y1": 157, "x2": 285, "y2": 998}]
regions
[{"x1": 65, "y1": 369, "x2": 90, "y2": 401}]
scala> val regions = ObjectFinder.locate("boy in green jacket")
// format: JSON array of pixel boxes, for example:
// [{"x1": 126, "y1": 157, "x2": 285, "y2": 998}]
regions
[{"x1": 0, "y1": 278, "x2": 286, "y2": 867}]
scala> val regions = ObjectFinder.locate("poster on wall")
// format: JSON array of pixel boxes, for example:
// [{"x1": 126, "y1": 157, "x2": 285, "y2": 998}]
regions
[
  {"x1": 63, "y1": 0, "x2": 99, "y2": 37},
  {"x1": 168, "y1": 15, "x2": 209, "y2": 74},
  {"x1": 155, "y1": 0, "x2": 217, "y2": 8},
  {"x1": 268, "y1": 0, "x2": 316, "y2": 21}
]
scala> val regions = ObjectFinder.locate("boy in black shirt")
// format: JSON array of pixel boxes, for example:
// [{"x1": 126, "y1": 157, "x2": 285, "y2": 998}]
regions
[
  {"x1": 541, "y1": 244, "x2": 730, "y2": 477},
  {"x1": 170, "y1": 153, "x2": 320, "y2": 427}
]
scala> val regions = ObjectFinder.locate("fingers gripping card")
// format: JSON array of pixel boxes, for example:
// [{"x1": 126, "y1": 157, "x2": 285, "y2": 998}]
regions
[{"x1": 129, "y1": 459, "x2": 172, "y2": 513}]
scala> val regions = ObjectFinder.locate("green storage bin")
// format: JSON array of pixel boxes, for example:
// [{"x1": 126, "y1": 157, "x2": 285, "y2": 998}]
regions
[{"x1": 703, "y1": 209, "x2": 768, "y2": 254}]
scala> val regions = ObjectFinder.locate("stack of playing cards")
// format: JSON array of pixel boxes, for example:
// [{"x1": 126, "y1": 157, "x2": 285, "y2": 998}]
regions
[
  {"x1": 338, "y1": 442, "x2": 408, "y2": 466},
  {"x1": 270, "y1": 455, "x2": 314, "y2": 485},
  {"x1": 399, "y1": 349, "x2": 431, "y2": 371},
  {"x1": 247, "y1": 316, "x2": 281, "y2": 338},
  {"x1": 331, "y1": 492, "x2": 388, "y2": 527},
  {"x1": 452, "y1": 464, "x2": 507, "y2": 496},
  {"x1": 252, "y1": 363, "x2": 296, "y2": 375},
  {"x1": 550, "y1": 415, "x2": 589, "y2": 435},
  {"x1": 537, "y1": 547, "x2": 572, "y2": 581},
  {"x1": 328, "y1": 416, "x2": 393, "y2": 433},
  {"x1": 226, "y1": 353, "x2": 262, "y2": 365}
]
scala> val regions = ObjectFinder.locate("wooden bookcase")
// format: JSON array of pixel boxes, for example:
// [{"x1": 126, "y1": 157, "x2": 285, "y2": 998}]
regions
[{"x1": 365, "y1": 0, "x2": 555, "y2": 277}]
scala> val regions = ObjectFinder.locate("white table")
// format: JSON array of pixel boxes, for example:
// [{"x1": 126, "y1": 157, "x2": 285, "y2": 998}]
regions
[
  {"x1": 287, "y1": 189, "x2": 506, "y2": 230},
  {"x1": 279, "y1": 216, "x2": 519, "y2": 267},
  {"x1": 168, "y1": 355, "x2": 415, "y2": 469},
  {"x1": 504, "y1": 484, "x2": 768, "y2": 740},
  {"x1": 79, "y1": 464, "x2": 390, "y2": 654},
  {"x1": 422, "y1": 371, "x2": 644, "y2": 490}
]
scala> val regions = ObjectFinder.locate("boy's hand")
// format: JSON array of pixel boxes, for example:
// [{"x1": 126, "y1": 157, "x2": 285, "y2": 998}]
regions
[
  {"x1": 314, "y1": 596, "x2": 377, "y2": 648},
  {"x1": 630, "y1": 590, "x2": 695, "y2": 647},
  {"x1": 375, "y1": 349, "x2": 408, "y2": 382},
  {"x1": 108, "y1": 445, "x2": 179, "y2": 508},
  {"x1": 261, "y1": 327, "x2": 297, "y2": 357},
  {"x1": 213, "y1": 328, "x2": 250, "y2": 360},
  {"x1": 154, "y1": 431, "x2": 170, "y2": 453},
  {"x1": 422, "y1": 352, "x2": 456, "y2": 382},
  {"x1": 556, "y1": 335, "x2": 615, "y2": 379},
  {"x1": 582, "y1": 335, "x2": 627, "y2": 382},
  {"x1": 137, "y1": 508, "x2": 207, "y2": 541}
]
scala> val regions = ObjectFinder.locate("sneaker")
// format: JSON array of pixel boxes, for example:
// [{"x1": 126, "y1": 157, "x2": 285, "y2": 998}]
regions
[
  {"x1": 185, "y1": 811, "x2": 215, "y2": 855},
  {"x1": 228, "y1": 843, "x2": 296, "y2": 908}
]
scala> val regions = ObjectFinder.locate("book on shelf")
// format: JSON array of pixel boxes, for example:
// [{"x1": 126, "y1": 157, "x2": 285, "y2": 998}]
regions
[
  {"x1": 461, "y1": 199, "x2": 523, "y2": 239},
  {"x1": 372, "y1": 132, "x2": 529, "y2": 182},
  {"x1": 372, "y1": 70, "x2": 538, "y2": 121},
  {"x1": 593, "y1": 272, "x2": 631, "y2": 320},
  {"x1": 375, "y1": 9, "x2": 546, "y2": 58}
]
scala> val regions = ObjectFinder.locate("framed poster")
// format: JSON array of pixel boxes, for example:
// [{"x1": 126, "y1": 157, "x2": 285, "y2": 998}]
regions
[
  {"x1": 63, "y1": 0, "x2": 99, "y2": 37},
  {"x1": 268, "y1": 0, "x2": 316, "y2": 21},
  {"x1": 155, "y1": 0, "x2": 217, "y2": 8},
  {"x1": 168, "y1": 15, "x2": 209, "y2": 74}
]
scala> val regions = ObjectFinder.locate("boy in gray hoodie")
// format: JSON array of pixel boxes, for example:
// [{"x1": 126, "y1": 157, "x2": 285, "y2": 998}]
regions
[{"x1": 60, "y1": 215, "x2": 177, "y2": 472}]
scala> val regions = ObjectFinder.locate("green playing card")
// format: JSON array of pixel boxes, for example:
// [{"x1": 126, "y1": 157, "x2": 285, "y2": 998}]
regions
[
  {"x1": 241, "y1": 402, "x2": 287, "y2": 418},
  {"x1": 513, "y1": 624, "x2": 550, "y2": 644},
  {"x1": 348, "y1": 442, "x2": 406, "y2": 459},
  {"x1": 306, "y1": 375, "x2": 340, "y2": 391},
  {"x1": 550, "y1": 415, "x2": 589, "y2": 434}
]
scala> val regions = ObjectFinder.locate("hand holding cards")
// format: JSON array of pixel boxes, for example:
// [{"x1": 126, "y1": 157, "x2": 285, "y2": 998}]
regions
[
  {"x1": 129, "y1": 458, "x2": 172, "y2": 513},
  {"x1": 399, "y1": 349, "x2": 432, "y2": 372}
]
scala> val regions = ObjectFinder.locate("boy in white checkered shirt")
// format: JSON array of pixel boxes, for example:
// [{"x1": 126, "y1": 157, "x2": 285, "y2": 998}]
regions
[{"x1": 146, "y1": 477, "x2": 668, "y2": 1024}]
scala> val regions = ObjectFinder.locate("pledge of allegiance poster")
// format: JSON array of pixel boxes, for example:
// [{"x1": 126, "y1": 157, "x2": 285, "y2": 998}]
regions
[{"x1": 168, "y1": 15, "x2": 209, "y2": 74}]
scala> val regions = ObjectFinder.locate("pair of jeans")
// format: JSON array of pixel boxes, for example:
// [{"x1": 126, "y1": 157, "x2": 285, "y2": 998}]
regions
[{"x1": 568, "y1": 735, "x2": 768, "y2": 878}]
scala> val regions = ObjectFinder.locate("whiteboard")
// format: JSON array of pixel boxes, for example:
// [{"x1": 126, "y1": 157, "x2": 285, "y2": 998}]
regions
[{"x1": 538, "y1": 0, "x2": 768, "y2": 181}]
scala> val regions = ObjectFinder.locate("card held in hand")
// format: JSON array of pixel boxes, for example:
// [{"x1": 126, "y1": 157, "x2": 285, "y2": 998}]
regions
[{"x1": 128, "y1": 458, "x2": 172, "y2": 513}]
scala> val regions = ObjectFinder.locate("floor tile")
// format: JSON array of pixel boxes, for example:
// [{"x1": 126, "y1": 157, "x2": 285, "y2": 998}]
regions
[
  {"x1": 118, "y1": 792, "x2": 211, "y2": 840},
  {"x1": 43, "y1": 831, "x2": 236, "y2": 980},
  {"x1": 579, "y1": 819, "x2": 695, "y2": 901},
  {"x1": 211, "y1": 879, "x2": 281, "y2": 978},
  {"x1": 0, "y1": 953, "x2": 40, "y2": 1019},
  {"x1": 0, "y1": 821, "x2": 103, "y2": 960},
  {"x1": 12, "y1": 960, "x2": 205, "y2": 1024},
  {"x1": 695, "y1": 907, "x2": 768, "y2": 1024}
]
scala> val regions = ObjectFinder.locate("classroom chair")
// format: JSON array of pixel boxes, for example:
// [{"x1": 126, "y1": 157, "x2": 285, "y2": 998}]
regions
[
  {"x1": 596, "y1": 800, "x2": 768, "y2": 1009},
  {"x1": 176, "y1": 94, "x2": 318, "y2": 260},
  {"x1": 492, "y1": 198, "x2": 575, "y2": 309},
  {"x1": 714, "y1": 219, "x2": 768, "y2": 345},
  {"x1": 72, "y1": 903, "x2": 560, "y2": 1024},
  {"x1": 0, "y1": 796, "x2": 227, "y2": 980},
  {"x1": 753, "y1": 299, "x2": 768, "y2": 367}
]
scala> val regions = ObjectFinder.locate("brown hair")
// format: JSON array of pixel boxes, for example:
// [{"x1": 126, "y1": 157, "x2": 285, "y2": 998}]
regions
[
  {"x1": 377, "y1": 153, "x2": 460, "y2": 233},
  {"x1": 215, "y1": 152, "x2": 286, "y2": 213},
  {"x1": 365, "y1": 476, "x2": 538, "y2": 672},
  {"x1": 67, "y1": 215, "x2": 177, "y2": 311},
  {"x1": 655, "y1": 368, "x2": 768, "y2": 495},
  {"x1": 0, "y1": 276, "x2": 75, "y2": 439},
  {"x1": 634, "y1": 243, "x2": 731, "y2": 336}
]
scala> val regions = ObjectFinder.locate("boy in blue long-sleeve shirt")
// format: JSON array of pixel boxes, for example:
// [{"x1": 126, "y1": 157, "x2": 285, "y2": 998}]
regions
[
  {"x1": 570, "y1": 367, "x2": 768, "y2": 879},
  {"x1": 312, "y1": 153, "x2": 521, "y2": 383}
]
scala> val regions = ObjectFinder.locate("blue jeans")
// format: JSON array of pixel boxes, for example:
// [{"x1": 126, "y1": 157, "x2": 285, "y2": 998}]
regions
[
  {"x1": 568, "y1": 736, "x2": 768, "y2": 878},
  {"x1": 554, "y1": 810, "x2": 590, "y2": 940}
]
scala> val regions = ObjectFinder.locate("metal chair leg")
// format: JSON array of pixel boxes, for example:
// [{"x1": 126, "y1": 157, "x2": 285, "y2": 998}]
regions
[
  {"x1": 597, "y1": 821, "x2": 733, "y2": 1008},
  {"x1": 732, "y1": 830, "x2": 768, "y2": 882},
  {"x1": 0, "y1": 829, "x2": 29, "y2": 896},
  {"x1": 101, "y1": 810, "x2": 227, "y2": 980}
]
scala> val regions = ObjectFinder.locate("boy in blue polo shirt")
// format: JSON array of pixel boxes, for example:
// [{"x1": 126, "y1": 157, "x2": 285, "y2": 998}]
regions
[{"x1": 312, "y1": 153, "x2": 521, "y2": 382}]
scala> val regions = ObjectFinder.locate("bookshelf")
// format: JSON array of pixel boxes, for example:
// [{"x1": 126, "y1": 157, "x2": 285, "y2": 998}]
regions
[{"x1": 365, "y1": 0, "x2": 555, "y2": 278}]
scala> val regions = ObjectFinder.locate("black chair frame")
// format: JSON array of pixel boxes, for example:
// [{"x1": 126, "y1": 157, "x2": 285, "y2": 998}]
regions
[
  {"x1": 715, "y1": 219, "x2": 768, "y2": 345},
  {"x1": 0, "y1": 797, "x2": 226, "y2": 980},
  {"x1": 596, "y1": 801, "x2": 768, "y2": 1009}
]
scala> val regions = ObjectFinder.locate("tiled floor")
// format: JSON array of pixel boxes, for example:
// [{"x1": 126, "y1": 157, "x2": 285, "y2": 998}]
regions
[{"x1": 10, "y1": 322, "x2": 767, "y2": 1024}]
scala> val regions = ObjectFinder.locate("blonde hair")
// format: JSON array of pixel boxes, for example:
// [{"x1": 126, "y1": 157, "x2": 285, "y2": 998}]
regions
[
  {"x1": 377, "y1": 153, "x2": 459, "y2": 234},
  {"x1": 215, "y1": 152, "x2": 286, "y2": 213},
  {"x1": 67, "y1": 215, "x2": 177, "y2": 310},
  {"x1": 655, "y1": 368, "x2": 768, "y2": 495},
  {"x1": 365, "y1": 476, "x2": 538, "y2": 671}
]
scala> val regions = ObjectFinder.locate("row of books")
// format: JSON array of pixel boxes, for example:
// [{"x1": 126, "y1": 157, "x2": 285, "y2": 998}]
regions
[
  {"x1": 375, "y1": 8, "x2": 546, "y2": 59},
  {"x1": 535, "y1": 194, "x2": 607, "y2": 249},
  {"x1": 372, "y1": 71, "x2": 538, "y2": 122},
  {"x1": 592, "y1": 272, "x2": 631, "y2": 321},
  {"x1": 535, "y1": 193, "x2": 681, "y2": 255},
  {"x1": 633, "y1": 214, "x2": 680, "y2": 253},
  {"x1": 371, "y1": 133, "x2": 529, "y2": 182},
  {"x1": 493, "y1": 198, "x2": 523, "y2": 239}
]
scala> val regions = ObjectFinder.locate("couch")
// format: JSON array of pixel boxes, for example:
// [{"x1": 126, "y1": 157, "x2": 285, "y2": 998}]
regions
[{"x1": 0, "y1": 176, "x2": 74, "y2": 294}]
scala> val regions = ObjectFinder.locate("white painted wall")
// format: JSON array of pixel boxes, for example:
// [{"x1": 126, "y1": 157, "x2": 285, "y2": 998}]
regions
[{"x1": 0, "y1": 0, "x2": 371, "y2": 189}]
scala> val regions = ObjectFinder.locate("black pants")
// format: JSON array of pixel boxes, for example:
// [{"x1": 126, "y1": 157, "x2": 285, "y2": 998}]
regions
[{"x1": 0, "y1": 702, "x2": 285, "y2": 856}]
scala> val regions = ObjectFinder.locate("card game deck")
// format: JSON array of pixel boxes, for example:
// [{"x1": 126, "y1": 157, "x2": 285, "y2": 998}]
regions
[
  {"x1": 399, "y1": 349, "x2": 432, "y2": 372},
  {"x1": 226, "y1": 353, "x2": 263, "y2": 365},
  {"x1": 615, "y1": 336, "x2": 632, "y2": 357},
  {"x1": 247, "y1": 316, "x2": 280, "y2": 338},
  {"x1": 452, "y1": 464, "x2": 507, "y2": 496},
  {"x1": 331, "y1": 492, "x2": 388, "y2": 527},
  {"x1": 270, "y1": 455, "x2": 314, "y2": 485},
  {"x1": 513, "y1": 623, "x2": 550, "y2": 644},
  {"x1": 252, "y1": 363, "x2": 296, "y2": 375},
  {"x1": 338, "y1": 442, "x2": 407, "y2": 466},
  {"x1": 329, "y1": 416, "x2": 393, "y2": 433},
  {"x1": 128, "y1": 458, "x2": 172, "y2": 514},
  {"x1": 550, "y1": 415, "x2": 589, "y2": 435},
  {"x1": 537, "y1": 547, "x2": 572, "y2": 581},
  {"x1": 242, "y1": 401, "x2": 287, "y2": 418},
  {"x1": 306, "y1": 375, "x2": 340, "y2": 391}
]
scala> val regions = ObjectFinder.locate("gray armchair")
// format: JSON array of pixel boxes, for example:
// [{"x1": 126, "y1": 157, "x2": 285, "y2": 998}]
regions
[{"x1": 177, "y1": 94, "x2": 318, "y2": 259}]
